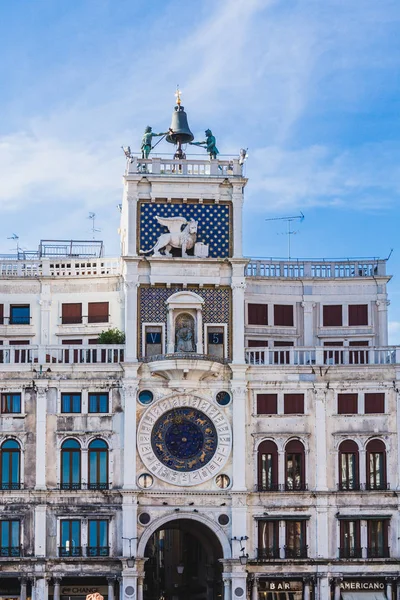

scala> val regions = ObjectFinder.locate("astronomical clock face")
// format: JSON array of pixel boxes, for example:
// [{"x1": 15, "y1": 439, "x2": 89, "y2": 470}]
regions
[{"x1": 137, "y1": 395, "x2": 232, "y2": 486}]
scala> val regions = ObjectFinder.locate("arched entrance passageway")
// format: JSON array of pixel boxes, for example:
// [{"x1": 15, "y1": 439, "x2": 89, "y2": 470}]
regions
[{"x1": 143, "y1": 518, "x2": 224, "y2": 600}]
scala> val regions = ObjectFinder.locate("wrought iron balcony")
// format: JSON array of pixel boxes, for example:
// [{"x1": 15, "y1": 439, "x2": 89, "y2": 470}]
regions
[
  {"x1": 366, "y1": 482, "x2": 390, "y2": 491},
  {"x1": 284, "y1": 482, "x2": 308, "y2": 492},
  {"x1": 256, "y1": 547, "x2": 280, "y2": 560},
  {"x1": 0, "y1": 546, "x2": 21, "y2": 557},
  {"x1": 337, "y1": 482, "x2": 361, "y2": 491},
  {"x1": 284, "y1": 545, "x2": 308, "y2": 559},
  {"x1": 60, "y1": 482, "x2": 81, "y2": 491},
  {"x1": 87, "y1": 546, "x2": 110, "y2": 557},
  {"x1": 59, "y1": 482, "x2": 111, "y2": 491},
  {"x1": 256, "y1": 483, "x2": 280, "y2": 492},
  {"x1": 339, "y1": 546, "x2": 362, "y2": 559},
  {"x1": 0, "y1": 483, "x2": 22, "y2": 491},
  {"x1": 367, "y1": 546, "x2": 390, "y2": 559},
  {"x1": 59, "y1": 546, "x2": 83, "y2": 557}
]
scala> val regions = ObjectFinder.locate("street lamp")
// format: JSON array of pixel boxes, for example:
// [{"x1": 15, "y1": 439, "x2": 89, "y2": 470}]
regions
[{"x1": 122, "y1": 536, "x2": 137, "y2": 568}]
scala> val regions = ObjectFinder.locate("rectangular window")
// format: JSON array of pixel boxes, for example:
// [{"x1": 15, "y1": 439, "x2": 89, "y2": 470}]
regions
[
  {"x1": 207, "y1": 326, "x2": 225, "y2": 360},
  {"x1": 248, "y1": 340, "x2": 268, "y2": 347},
  {"x1": 88, "y1": 393, "x2": 109, "y2": 413},
  {"x1": 60, "y1": 520, "x2": 81, "y2": 557},
  {"x1": 61, "y1": 303, "x2": 82, "y2": 325},
  {"x1": 284, "y1": 394, "x2": 304, "y2": 414},
  {"x1": 88, "y1": 302, "x2": 109, "y2": 324},
  {"x1": 348, "y1": 304, "x2": 368, "y2": 326},
  {"x1": 9, "y1": 305, "x2": 30, "y2": 325},
  {"x1": 257, "y1": 394, "x2": 278, "y2": 415},
  {"x1": 0, "y1": 520, "x2": 20, "y2": 556},
  {"x1": 365, "y1": 393, "x2": 385, "y2": 414},
  {"x1": 340, "y1": 453, "x2": 357, "y2": 490},
  {"x1": 340, "y1": 520, "x2": 361, "y2": 558},
  {"x1": 323, "y1": 305, "x2": 342, "y2": 327},
  {"x1": 1, "y1": 393, "x2": 21, "y2": 414},
  {"x1": 61, "y1": 393, "x2": 82, "y2": 413},
  {"x1": 0, "y1": 305, "x2": 3, "y2": 325},
  {"x1": 338, "y1": 393, "x2": 358, "y2": 415},
  {"x1": 144, "y1": 325, "x2": 163, "y2": 358},
  {"x1": 88, "y1": 520, "x2": 109, "y2": 556},
  {"x1": 367, "y1": 520, "x2": 389, "y2": 558},
  {"x1": 258, "y1": 520, "x2": 279, "y2": 559},
  {"x1": 285, "y1": 520, "x2": 307, "y2": 558},
  {"x1": 248, "y1": 304, "x2": 268, "y2": 325},
  {"x1": 274, "y1": 305, "x2": 294, "y2": 327}
]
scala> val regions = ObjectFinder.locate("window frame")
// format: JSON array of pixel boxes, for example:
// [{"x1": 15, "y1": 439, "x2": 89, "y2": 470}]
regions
[
  {"x1": 60, "y1": 519, "x2": 82, "y2": 557},
  {"x1": 258, "y1": 520, "x2": 279, "y2": 559},
  {"x1": 88, "y1": 439, "x2": 109, "y2": 490},
  {"x1": 257, "y1": 440, "x2": 278, "y2": 491},
  {"x1": 9, "y1": 305, "x2": 30, "y2": 325},
  {"x1": 256, "y1": 394, "x2": 278, "y2": 415},
  {"x1": 248, "y1": 303, "x2": 268, "y2": 326},
  {"x1": 285, "y1": 520, "x2": 307, "y2": 558},
  {"x1": 284, "y1": 393, "x2": 304, "y2": 415},
  {"x1": 0, "y1": 440, "x2": 21, "y2": 490},
  {"x1": 367, "y1": 519, "x2": 389, "y2": 558},
  {"x1": 60, "y1": 439, "x2": 81, "y2": 490},
  {"x1": 348, "y1": 304, "x2": 368, "y2": 326},
  {"x1": 322, "y1": 305, "x2": 343, "y2": 327},
  {"x1": 273, "y1": 304, "x2": 294, "y2": 327},
  {"x1": 88, "y1": 519, "x2": 109, "y2": 556},
  {"x1": 366, "y1": 439, "x2": 387, "y2": 490},
  {"x1": 88, "y1": 392, "x2": 109, "y2": 414},
  {"x1": 285, "y1": 440, "x2": 306, "y2": 491},
  {"x1": 61, "y1": 393, "x2": 82, "y2": 414},
  {"x1": 338, "y1": 440, "x2": 359, "y2": 490},
  {"x1": 0, "y1": 519, "x2": 20, "y2": 556},
  {"x1": 1, "y1": 393, "x2": 21, "y2": 414},
  {"x1": 339, "y1": 519, "x2": 361, "y2": 558},
  {"x1": 88, "y1": 302, "x2": 109, "y2": 324},
  {"x1": 337, "y1": 393, "x2": 358, "y2": 415},
  {"x1": 61, "y1": 303, "x2": 82, "y2": 325}
]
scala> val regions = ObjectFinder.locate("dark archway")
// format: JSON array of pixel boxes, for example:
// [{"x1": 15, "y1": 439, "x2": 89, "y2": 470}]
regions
[{"x1": 144, "y1": 518, "x2": 223, "y2": 600}]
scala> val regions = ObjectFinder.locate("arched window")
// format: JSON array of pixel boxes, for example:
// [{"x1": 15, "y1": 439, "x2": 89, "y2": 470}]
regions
[
  {"x1": 61, "y1": 439, "x2": 81, "y2": 490},
  {"x1": 88, "y1": 439, "x2": 109, "y2": 490},
  {"x1": 257, "y1": 441, "x2": 278, "y2": 491},
  {"x1": 285, "y1": 440, "x2": 306, "y2": 491},
  {"x1": 0, "y1": 440, "x2": 20, "y2": 490},
  {"x1": 338, "y1": 440, "x2": 359, "y2": 490},
  {"x1": 366, "y1": 439, "x2": 387, "y2": 490}
]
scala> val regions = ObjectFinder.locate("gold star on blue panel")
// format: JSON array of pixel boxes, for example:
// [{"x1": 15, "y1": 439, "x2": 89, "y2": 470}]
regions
[{"x1": 139, "y1": 202, "x2": 230, "y2": 258}]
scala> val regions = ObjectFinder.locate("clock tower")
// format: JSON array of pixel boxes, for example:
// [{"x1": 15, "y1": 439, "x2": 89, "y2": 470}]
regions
[{"x1": 119, "y1": 95, "x2": 248, "y2": 600}]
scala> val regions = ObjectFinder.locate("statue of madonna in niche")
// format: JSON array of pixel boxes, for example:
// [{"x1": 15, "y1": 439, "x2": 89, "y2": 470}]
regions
[{"x1": 175, "y1": 313, "x2": 195, "y2": 352}]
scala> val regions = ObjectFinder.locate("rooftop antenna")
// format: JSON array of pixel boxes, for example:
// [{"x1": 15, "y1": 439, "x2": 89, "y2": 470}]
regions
[
  {"x1": 88, "y1": 212, "x2": 101, "y2": 240},
  {"x1": 7, "y1": 233, "x2": 20, "y2": 257},
  {"x1": 265, "y1": 212, "x2": 305, "y2": 260}
]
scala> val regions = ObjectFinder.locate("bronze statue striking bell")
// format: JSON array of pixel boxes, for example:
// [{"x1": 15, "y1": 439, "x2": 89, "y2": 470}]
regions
[{"x1": 166, "y1": 104, "x2": 194, "y2": 158}]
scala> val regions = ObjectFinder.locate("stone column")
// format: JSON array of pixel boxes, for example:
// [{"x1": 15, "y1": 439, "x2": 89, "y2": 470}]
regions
[
  {"x1": 231, "y1": 283, "x2": 246, "y2": 364},
  {"x1": 386, "y1": 579, "x2": 394, "y2": 600},
  {"x1": 359, "y1": 449, "x2": 367, "y2": 490},
  {"x1": 334, "y1": 579, "x2": 341, "y2": 600},
  {"x1": 35, "y1": 385, "x2": 48, "y2": 490},
  {"x1": 30, "y1": 579, "x2": 36, "y2": 600},
  {"x1": 107, "y1": 577, "x2": 115, "y2": 600},
  {"x1": 35, "y1": 577, "x2": 49, "y2": 600},
  {"x1": 122, "y1": 380, "x2": 138, "y2": 489},
  {"x1": 137, "y1": 576, "x2": 144, "y2": 600},
  {"x1": 376, "y1": 300, "x2": 389, "y2": 346},
  {"x1": 53, "y1": 578, "x2": 61, "y2": 600},
  {"x1": 251, "y1": 576, "x2": 258, "y2": 600},
  {"x1": 301, "y1": 302, "x2": 315, "y2": 347},
  {"x1": 34, "y1": 505, "x2": 47, "y2": 556},
  {"x1": 231, "y1": 383, "x2": 247, "y2": 491},
  {"x1": 223, "y1": 578, "x2": 231, "y2": 600},
  {"x1": 196, "y1": 308, "x2": 203, "y2": 354},
  {"x1": 232, "y1": 184, "x2": 244, "y2": 258},
  {"x1": 167, "y1": 307, "x2": 174, "y2": 353},
  {"x1": 278, "y1": 449, "x2": 285, "y2": 488},
  {"x1": 39, "y1": 294, "x2": 52, "y2": 350},
  {"x1": 303, "y1": 579, "x2": 310, "y2": 600},
  {"x1": 314, "y1": 387, "x2": 328, "y2": 491},
  {"x1": 20, "y1": 578, "x2": 27, "y2": 600}
]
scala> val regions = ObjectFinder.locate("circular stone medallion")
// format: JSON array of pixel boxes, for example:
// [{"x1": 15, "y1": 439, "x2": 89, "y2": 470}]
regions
[{"x1": 137, "y1": 395, "x2": 232, "y2": 486}]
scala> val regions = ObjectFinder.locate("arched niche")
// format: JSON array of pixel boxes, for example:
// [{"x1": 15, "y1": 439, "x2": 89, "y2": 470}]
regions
[{"x1": 165, "y1": 291, "x2": 204, "y2": 354}]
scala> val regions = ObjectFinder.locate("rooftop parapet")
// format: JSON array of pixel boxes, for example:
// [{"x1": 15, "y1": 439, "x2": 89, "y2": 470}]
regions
[
  {"x1": 246, "y1": 258, "x2": 387, "y2": 279},
  {"x1": 125, "y1": 155, "x2": 244, "y2": 178}
]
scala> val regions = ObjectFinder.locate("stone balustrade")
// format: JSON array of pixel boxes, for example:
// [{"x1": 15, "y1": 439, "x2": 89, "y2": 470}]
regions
[
  {"x1": 246, "y1": 259, "x2": 386, "y2": 278},
  {"x1": 0, "y1": 257, "x2": 121, "y2": 277},
  {"x1": 126, "y1": 156, "x2": 243, "y2": 177},
  {"x1": 245, "y1": 346, "x2": 399, "y2": 366}
]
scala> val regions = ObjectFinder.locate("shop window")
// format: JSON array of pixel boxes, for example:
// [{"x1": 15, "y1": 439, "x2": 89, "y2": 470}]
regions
[
  {"x1": 1, "y1": 393, "x2": 21, "y2": 414},
  {"x1": 257, "y1": 394, "x2": 277, "y2": 415},
  {"x1": 0, "y1": 520, "x2": 20, "y2": 556},
  {"x1": 367, "y1": 520, "x2": 389, "y2": 558},
  {"x1": 61, "y1": 303, "x2": 82, "y2": 325},
  {"x1": 258, "y1": 520, "x2": 279, "y2": 559},
  {"x1": 61, "y1": 393, "x2": 81, "y2": 414},
  {"x1": 274, "y1": 305, "x2": 294, "y2": 327},
  {"x1": 0, "y1": 440, "x2": 21, "y2": 490},
  {"x1": 323, "y1": 305, "x2": 342, "y2": 327},
  {"x1": 366, "y1": 439, "x2": 387, "y2": 490},
  {"x1": 257, "y1": 440, "x2": 278, "y2": 492},
  {"x1": 60, "y1": 519, "x2": 81, "y2": 557},
  {"x1": 61, "y1": 439, "x2": 81, "y2": 490},
  {"x1": 284, "y1": 394, "x2": 304, "y2": 414},
  {"x1": 88, "y1": 519, "x2": 109, "y2": 556},
  {"x1": 248, "y1": 304, "x2": 268, "y2": 326},
  {"x1": 88, "y1": 393, "x2": 109, "y2": 413},
  {"x1": 207, "y1": 326, "x2": 225, "y2": 359},
  {"x1": 348, "y1": 304, "x2": 368, "y2": 326},
  {"x1": 88, "y1": 439, "x2": 109, "y2": 490},
  {"x1": 285, "y1": 520, "x2": 307, "y2": 558},
  {"x1": 339, "y1": 520, "x2": 361, "y2": 558},
  {"x1": 365, "y1": 393, "x2": 385, "y2": 414},
  {"x1": 337, "y1": 393, "x2": 358, "y2": 415},
  {"x1": 10, "y1": 305, "x2": 30, "y2": 325},
  {"x1": 285, "y1": 440, "x2": 306, "y2": 491},
  {"x1": 144, "y1": 325, "x2": 163, "y2": 357},
  {"x1": 88, "y1": 302, "x2": 109, "y2": 323},
  {"x1": 338, "y1": 440, "x2": 359, "y2": 490}
]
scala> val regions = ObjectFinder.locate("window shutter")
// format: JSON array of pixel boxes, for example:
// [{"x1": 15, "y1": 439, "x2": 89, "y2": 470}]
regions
[
  {"x1": 323, "y1": 305, "x2": 342, "y2": 326},
  {"x1": 88, "y1": 302, "x2": 109, "y2": 323},
  {"x1": 274, "y1": 305, "x2": 294, "y2": 326},
  {"x1": 62, "y1": 303, "x2": 82, "y2": 324},
  {"x1": 248, "y1": 340, "x2": 268, "y2": 347},
  {"x1": 248, "y1": 304, "x2": 268, "y2": 325},
  {"x1": 338, "y1": 393, "x2": 358, "y2": 414},
  {"x1": 348, "y1": 304, "x2": 368, "y2": 326},
  {"x1": 0, "y1": 304, "x2": 3, "y2": 325},
  {"x1": 284, "y1": 394, "x2": 304, "y2": 414},
  {"x1": 365, "y1": 393, "x2": 385, "y2": 414},
  {"x1": 257, "y1": 394, "x2": 277, "y2": 414}
]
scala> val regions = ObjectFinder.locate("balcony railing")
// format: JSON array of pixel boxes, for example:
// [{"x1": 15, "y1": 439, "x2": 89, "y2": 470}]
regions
[
  {"x1": 87, "y1": 546, "x2": 110, "y2": 557},
  {"x1": 337, "y1": 482, "x2": 390, "y2": 491},
  {"x1": 0, "y1": 258, "x2": 120, "y2": 278},
  {"x1": 140, "y1": 352, "x2": 230, "y2": 365},
  {"x1": 0, "y1": 345, "x2": 124, "y2": 366},
  {"x1": 246, "y1": 258, "x2": 386, "y2": 279},
  {"x1": 0, "y1": 483, "x2": 22, "y2": 491},
  {"x1": 339, "y1": 547, "x2": 362, "y2": 559},
  {"x1": 59, "y1": 482, "x2": 111, "y2": 491},
  {"x1": 59, "y1": 546, "x2": 83, "y2": 557},
  {"x1": 59, "y1": 545, "x2": 110, "y2": 557},
  {"x1": 367, "y1": 546, "x2": 390, "y2": 559},
  {"x1": 256, "y1": 483, "x2": 308, "y2": 492},
  {"x1": 0, "y1": 546, "x2": 21, "y2": 557},
  {"x1": 256, "y1": 483, "x2": 280, "y2": 492},
  {"x1": 246, "y1": 346, "x2": 399, "y2": 367},
  {"x1": 257, "y1": 547, "x2": 280, "y2": 560},
  {"x1": 126, "y1": 156, "x2": 243, "y2": 177},
  {"x1": 284, "y1": 545, "x2": 308, "y2": 559}
]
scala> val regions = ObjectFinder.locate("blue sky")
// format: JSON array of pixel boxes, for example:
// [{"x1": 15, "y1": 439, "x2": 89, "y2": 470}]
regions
[{"x1": 1, "y1": 0, "x2": 400, "y2": 340}]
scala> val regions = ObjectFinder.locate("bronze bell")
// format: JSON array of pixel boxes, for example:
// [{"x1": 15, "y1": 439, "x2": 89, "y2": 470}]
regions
[{"x1": 166, "y1": 104, "x2": 194, "y2": 158}]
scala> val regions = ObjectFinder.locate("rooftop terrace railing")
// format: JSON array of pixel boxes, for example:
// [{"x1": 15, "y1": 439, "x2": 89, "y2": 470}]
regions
[
  {"x1": 0, "y1": 345, "x2": 124, "y2": 365},
  {"x1": 246, "y1": 258, "x2": 387, "y2": 278},
  {"x1": 126, "y1": 156, "x2": 244, "y2": 177},
  {"x1": 245, "y1": 346, "x2": 399, "y2": 366},
  {"x1": 0, "y1": 257, "x2": 121, "y2": 278}
]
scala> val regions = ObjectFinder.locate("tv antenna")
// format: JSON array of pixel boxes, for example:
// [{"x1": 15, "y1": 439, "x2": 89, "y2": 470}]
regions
[
  {"x1": 265, "y1": 212, "x2": 305, "y2": 259},
  {"x1": 88, "y1": 212, "x2": 101, "y2": 239},
  {"x1": 7, "y1": 233, "x2": 20, "y2": 256}
]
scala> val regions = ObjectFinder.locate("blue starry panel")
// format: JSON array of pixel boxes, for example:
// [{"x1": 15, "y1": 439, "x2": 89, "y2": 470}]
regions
[{"x1": 139, "y1": 202, "x2": 231, "y2": 258}]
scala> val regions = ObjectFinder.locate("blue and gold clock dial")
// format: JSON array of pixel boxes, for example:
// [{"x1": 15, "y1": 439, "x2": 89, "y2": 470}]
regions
[{"x1": 151, "y1": 407, "x2": 217, "y2": 472}]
